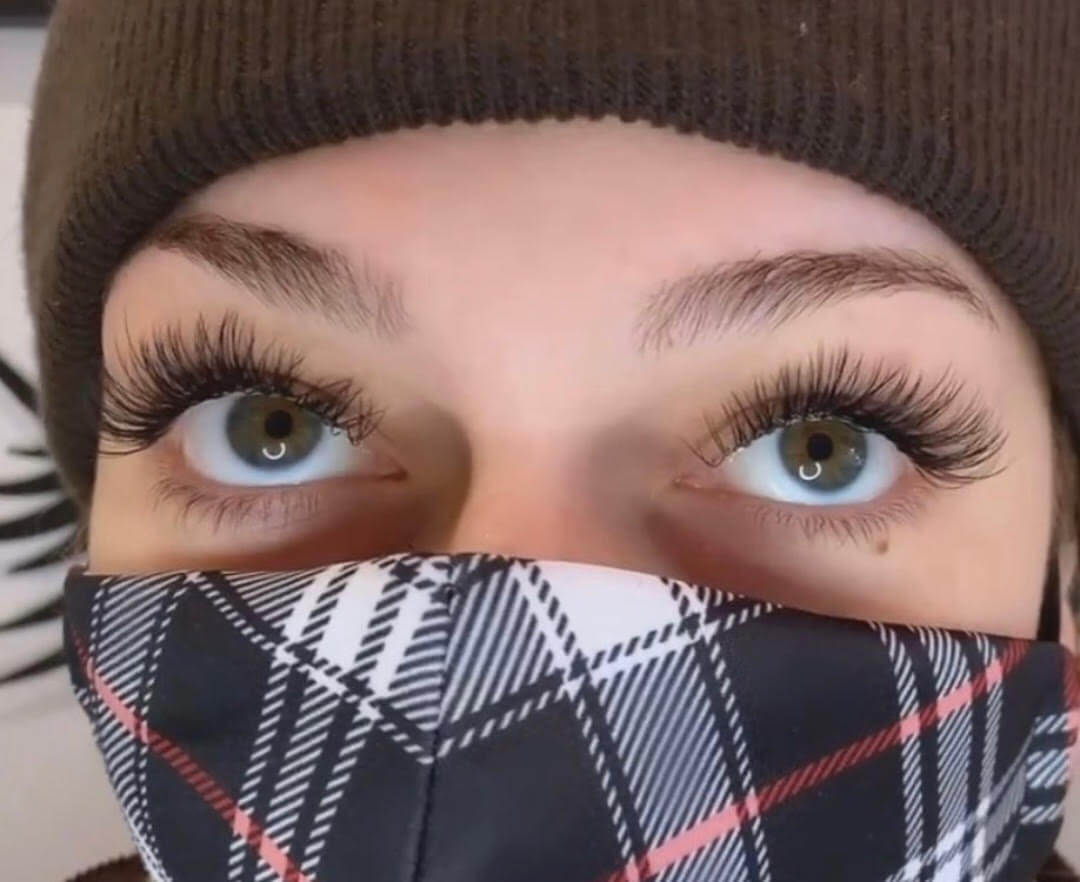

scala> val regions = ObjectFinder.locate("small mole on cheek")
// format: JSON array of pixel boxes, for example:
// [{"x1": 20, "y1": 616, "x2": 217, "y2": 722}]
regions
[{"x1": 874, "y1": 537, "x2": 890, "y2": 555}]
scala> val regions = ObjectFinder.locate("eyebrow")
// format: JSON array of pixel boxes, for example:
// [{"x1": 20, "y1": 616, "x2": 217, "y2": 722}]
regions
[
  {"x1": 634, "y1": 247, "x2": 996, "y2": 354},
  {"x1": 143, "y1": 214, "x2": 996, "y2": 351},
  {"x1": 144, "y1": 213, "x2": 412, "y2": 339}
]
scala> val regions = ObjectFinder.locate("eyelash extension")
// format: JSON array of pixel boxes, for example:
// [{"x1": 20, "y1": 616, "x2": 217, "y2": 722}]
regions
[
  {"x1": 98, "y1": 309, "x2": 385, "y2": 455},
  {"x1": 694, "y1": 342, "x2": 1009, "y2": 490}
]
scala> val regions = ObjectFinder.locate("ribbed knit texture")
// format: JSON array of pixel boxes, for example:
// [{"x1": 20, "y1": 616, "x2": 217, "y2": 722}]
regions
[{"x1": 20, "y1": 0, "x2": 1080, "y2": 514}]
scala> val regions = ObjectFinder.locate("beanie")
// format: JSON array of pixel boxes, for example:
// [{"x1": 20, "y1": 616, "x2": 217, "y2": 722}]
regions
[{"x1": 20, "y1": 0, "x2": 1080, "y2": 516}]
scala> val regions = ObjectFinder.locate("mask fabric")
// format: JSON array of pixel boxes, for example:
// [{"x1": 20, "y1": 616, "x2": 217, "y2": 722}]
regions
[{"x1": 63, "y1": 552, "x2": 1079, "y2": 882}]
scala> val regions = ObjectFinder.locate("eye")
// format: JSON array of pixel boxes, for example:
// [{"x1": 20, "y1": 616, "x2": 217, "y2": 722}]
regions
[
  {"x1": 174, "y1": 392, "x2": 391, "y2": 487},
  {"x1": 715, "y1": 417, "x2": 905, "y2": 506}
]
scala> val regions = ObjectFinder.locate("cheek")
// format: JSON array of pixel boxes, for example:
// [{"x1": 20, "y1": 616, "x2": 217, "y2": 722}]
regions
[
  {"x1": 87, "y1": 455, "x2": 154, "y2": 571},
  {"x1": 861, "y1": 460, "x2": 1052, "y2": 636},
  {"x1": 954, "y1": 500, "x2": 1037, "y2": 629}
]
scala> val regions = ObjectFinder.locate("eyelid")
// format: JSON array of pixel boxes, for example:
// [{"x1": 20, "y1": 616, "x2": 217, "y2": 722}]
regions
[
  {"x1": 688, "y1": 343, "x2": 1009, "y2": 489},
  {"x1": 98, "y1": 310, "x2": 385, "y2": 456}
]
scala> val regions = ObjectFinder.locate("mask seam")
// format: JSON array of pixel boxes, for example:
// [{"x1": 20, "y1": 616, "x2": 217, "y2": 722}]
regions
[
  {"x1": 407, "y1": 729, "x2": 443, "y2": 882},
  {"x1": 406, "y1": 577, "x2": 457, "y2": 882}
]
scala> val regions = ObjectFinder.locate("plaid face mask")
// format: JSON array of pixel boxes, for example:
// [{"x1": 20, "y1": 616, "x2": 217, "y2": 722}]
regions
[{"x1": 63, "y1": 551, "x2": 1080, "y2": 882}]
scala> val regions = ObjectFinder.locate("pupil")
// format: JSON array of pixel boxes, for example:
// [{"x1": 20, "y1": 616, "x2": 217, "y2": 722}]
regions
[
  {"x1": 806, "y1": 432, "x2": 833, "y2": 461},
  {"x1": 225, "y1": 395, "x2": 323, "y2": 470},
  {"x1": 264, "y1": 409, "x2": 293, "y2": 439},
  {"x1": 777, "y1": 419, "x2": 866, "y2": 492}
]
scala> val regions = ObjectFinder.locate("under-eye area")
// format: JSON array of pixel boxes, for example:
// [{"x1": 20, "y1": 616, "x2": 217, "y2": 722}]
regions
[{"x1": 97, "y1": 310, "x2": 1009, "y2": 549}]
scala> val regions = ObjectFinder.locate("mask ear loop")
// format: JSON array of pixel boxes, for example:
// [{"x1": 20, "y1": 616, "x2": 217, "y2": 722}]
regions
[{"x1": 1036, "y1": 534, "x2": 1062, "y2": 642}]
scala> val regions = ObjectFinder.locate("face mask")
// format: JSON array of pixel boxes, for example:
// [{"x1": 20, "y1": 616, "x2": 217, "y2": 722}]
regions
[{"x1": 63, "y1": 551, "x2": 1079, "y2": 882}]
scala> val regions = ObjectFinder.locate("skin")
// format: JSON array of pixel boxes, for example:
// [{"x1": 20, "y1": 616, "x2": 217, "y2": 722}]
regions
[{"x1": 86, "y1": 116, "x2": 1076, "y2": 649}]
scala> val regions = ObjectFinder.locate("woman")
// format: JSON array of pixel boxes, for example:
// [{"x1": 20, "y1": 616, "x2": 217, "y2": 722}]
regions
[{"x1": 20, "y1": 1, "x2": 1080, "y2": 880}]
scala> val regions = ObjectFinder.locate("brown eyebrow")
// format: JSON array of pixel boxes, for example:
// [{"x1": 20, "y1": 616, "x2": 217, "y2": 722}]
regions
[
  {"x1": 143, "y1": 214, "x2": 995, "y2": 354},
  {"x1": 142, "y1": 212, "x2": 412, "y2": 340},
  {"x1": 633, "y1": 247, "x2": 997, "y2": 355}
]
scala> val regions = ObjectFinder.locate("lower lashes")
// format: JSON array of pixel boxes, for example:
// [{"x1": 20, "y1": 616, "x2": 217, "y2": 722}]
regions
[
  {"x1": 150, "y1": 467, "x2": 326, "y2": 533},
  {"x1": 743, "y1": 484, "x2": 931, "y2": 547}
]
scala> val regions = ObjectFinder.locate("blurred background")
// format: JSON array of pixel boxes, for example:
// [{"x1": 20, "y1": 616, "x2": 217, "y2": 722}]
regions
[
  {"x1": 0, "y1": 12, "x2": 136, "y2": 882},
  {"x1": 2, "y1": 5, "x2": 1079, "y2": 881}
]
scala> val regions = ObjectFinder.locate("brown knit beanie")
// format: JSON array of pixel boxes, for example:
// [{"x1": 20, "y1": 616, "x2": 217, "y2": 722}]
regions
[{"x1": 20, "y1": 0, "x2": 1080, "y2": 516}]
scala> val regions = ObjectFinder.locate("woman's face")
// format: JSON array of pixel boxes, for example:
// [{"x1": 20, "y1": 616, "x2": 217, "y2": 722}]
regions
[{"x1": 88, "y1": 116, "x2": 1065, "y2": 641}]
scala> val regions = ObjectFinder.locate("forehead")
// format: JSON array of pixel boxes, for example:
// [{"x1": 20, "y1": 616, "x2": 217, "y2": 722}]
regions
[
  {"x1": 106, "y1": 114, "x2": 1042, "y2": 410},
  {"x1": 173, "y1": 115, "x2": 987, "y2": 296}
]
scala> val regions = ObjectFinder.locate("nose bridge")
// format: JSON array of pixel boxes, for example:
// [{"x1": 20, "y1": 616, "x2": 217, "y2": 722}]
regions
[
  {"x1": 430, "y1": 444, "x2": 669, "y2": 576},
  {"x1": 415, "y1": 326, "x2": 662, "y2": 568},
  {"x1": 441, "y1": 453, "x2": 598, "y2": 561}
]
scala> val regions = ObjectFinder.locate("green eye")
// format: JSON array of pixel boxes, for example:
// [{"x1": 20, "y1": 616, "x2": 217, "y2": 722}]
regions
[
  {"x1": 224, "y1": 395, "x2": 327, "y2": 470},
  {"x1": 713, "y1": 416, "x2": 903, "y2": 507},
  {"x1": 778, "y1": 419, "x2": 868, "y2": 492},
  {"x1": 175, "y1": 391, "x2": 391, "y2": 490}
]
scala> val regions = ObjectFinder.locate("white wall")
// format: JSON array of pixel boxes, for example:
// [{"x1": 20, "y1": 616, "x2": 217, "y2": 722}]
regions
[
  {"x1": 0, "y1": 26, "x2": 46, "y2": 379},
  {"x1": 0, "y1": 27, "x2": 46, "y2": 105},
  {"x1": 0, "y1": 25, "x2": 136, "y2": 882}
]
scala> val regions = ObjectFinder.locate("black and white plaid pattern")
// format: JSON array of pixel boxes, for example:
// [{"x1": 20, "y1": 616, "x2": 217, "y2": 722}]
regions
[{"x1": 62, "y1": 552, "x2": 1079, "y2": 882}]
